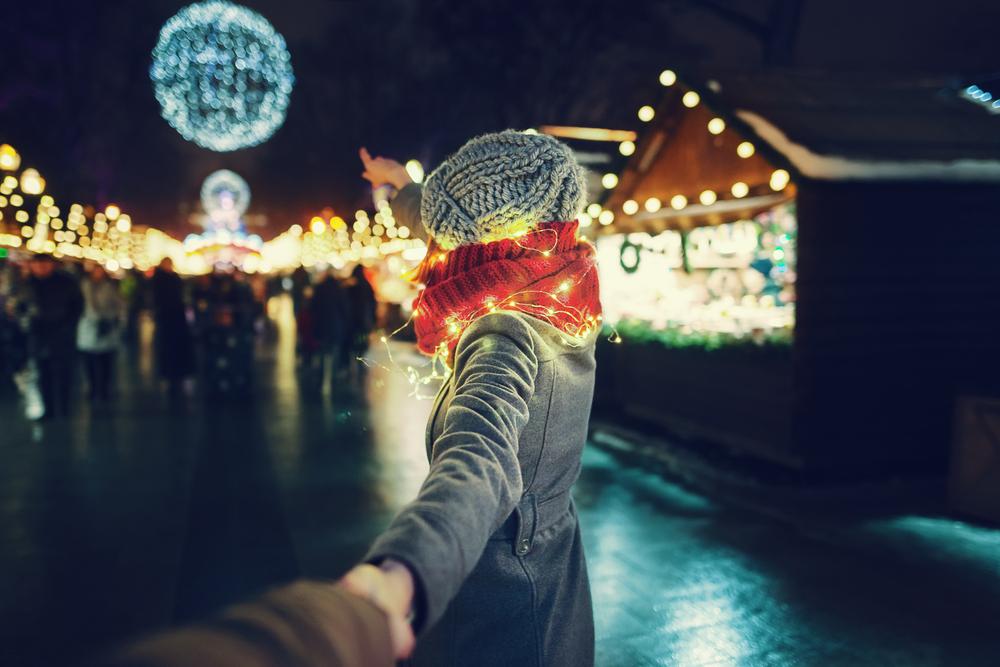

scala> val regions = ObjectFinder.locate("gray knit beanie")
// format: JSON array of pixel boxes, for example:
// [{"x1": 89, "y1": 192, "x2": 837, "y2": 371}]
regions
[{"x1": 420, "y1": 130, "x2": 587, "y2": 249}]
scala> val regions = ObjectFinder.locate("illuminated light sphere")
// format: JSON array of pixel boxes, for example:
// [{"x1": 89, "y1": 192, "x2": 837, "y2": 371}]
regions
[
  {"x1": 288, "y1": 223, "x2": 303, "y2": 236},
  {"x1": 707, "y1": 117, "x2": 726, "y2": 135},
  {"x1": 622, "y1": 199, "x2": 639, "y2": 215},
  {"x1": 201, "y1": 169, "x2": 250, "y2": 224},
  {"x1": 682, "y1": 91, "x2": 700, "y2": 108},
  {"x1": 578, "y1": 213, "x2": 592, "y2": 227},
  {"x1": 659, "y1": 69, "x2": 677, "y2": 86},
  {"x1": 670, "y1": 194, "x2": 688, "y2": 210},
  {"x1": 19, "y1": 168, "x2": 45, "y2": 195},
  {"x1": 731, "y1": 181, "x2": 750, "y2": 198},
  {"x1": 0, "y1": 144, "x2": 21, "y2": 171},
  {"x1": 586, "y1": 203, "x2": 602, "y2": 218},
  {"x1": 105, "y1": 204, "x2": 121, "y2": 220},
  {"x1": 601, "y1": 173, "x2": 619, "y2": 189},
  {"x1": 637, "y1": 105, "x2": 655, "y2": 122},
  {"x1": 16, "y1": 210, "x2": 29, "y2": 223},
  {"x1": 770, "y1": 169, "x2": 791, "y2": 191},
  {"x1": 598, "y1": 210, "x2": 615, "y2": 225},
  {"x1": 699, "y1": 190, "x2": 717, "y2": 206},
  {"x1": 116, "y1": 215, "x2": 132, "y2": 233},
  {"x1": 150, "y1": 1, "x2": 295, "y2": 152},
  {"x1": 40, "y1": 195, "x2": 54, "y2": 207},
  {"x1": 310, "y1": 217, "x2": 325, "y2": 234},
  {"x1": 737, "y1": 141, "x2": 755, "y2": 158},
  {"x1": 405, "y1": 159, "x2": 425, "y2": 184},
  {"x1": 644, "y1": 197, "x2": 661, "y2": 213},
  {"x1": 619, "y1": 140, "x2": 636, "y2": 156}
]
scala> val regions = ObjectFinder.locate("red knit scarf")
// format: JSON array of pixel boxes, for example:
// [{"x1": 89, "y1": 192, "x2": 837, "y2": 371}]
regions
[{"x1": 411, "y1": 221, "x2": 602, "y2": 359}]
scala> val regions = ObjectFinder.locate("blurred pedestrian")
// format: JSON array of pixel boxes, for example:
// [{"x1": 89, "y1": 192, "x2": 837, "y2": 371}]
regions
[
  {"x1": 343, "y1": 264, "x2": 377, "y2": 386},
  {"x1": 26, "y1": 254, "x2": 83, "y2": 418},
  {"x1": 77, "y1": 264, "x2": 124, "y2": 402},
  {"x1": 149, "y1": 258, "x2": 194, "y2": 398},
  {"x1": 291, "y1": 265, "x2": 310, "y2": 315},
  {"x1": 308, "y1": 268, "x2": 350, "y2": 394},
  {"x1": 347, "y1": 133, "x2": 601, "y2": 665}
]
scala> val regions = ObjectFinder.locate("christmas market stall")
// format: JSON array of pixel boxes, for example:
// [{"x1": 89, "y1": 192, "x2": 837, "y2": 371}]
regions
[{"x1": 582, "y1": 72, "x2": 801, "y2": 468}]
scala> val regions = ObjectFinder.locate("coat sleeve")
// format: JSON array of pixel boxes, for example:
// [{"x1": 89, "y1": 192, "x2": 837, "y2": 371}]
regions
[
  {"x1": 390, "y1": 182, "x2": 423, "y2": 233},
  {"x1": 364, "y1": 312, "x2": 538, "y2": 634}
]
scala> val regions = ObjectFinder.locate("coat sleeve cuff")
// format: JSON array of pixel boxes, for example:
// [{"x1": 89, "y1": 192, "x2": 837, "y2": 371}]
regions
[{"x1": 363, "y1": 508, "x2": 463, "y2": 636}]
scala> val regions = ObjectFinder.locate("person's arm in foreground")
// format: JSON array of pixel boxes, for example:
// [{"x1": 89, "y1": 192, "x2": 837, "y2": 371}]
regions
[
  {"x1": 90, "y1": 580, "x2": 397, "y2": 667},
  {"x1": 341, "y1": 314, "x2": 538, "y2": 646}
]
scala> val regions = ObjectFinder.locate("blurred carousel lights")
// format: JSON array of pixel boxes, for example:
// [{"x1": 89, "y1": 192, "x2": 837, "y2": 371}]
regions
[
  {"x1": 19, "y1": 168, "x2": 45, "y2": 195},
  {"x1": 0, "y1": 144, "x2": 21, "y2": 171},
  {"x1": 150, "y1": 0, "x2": 295, "y2": 152}
]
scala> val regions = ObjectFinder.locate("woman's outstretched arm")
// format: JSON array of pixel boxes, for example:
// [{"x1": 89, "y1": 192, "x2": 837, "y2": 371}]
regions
[{"x1": 357, "y1": 313, "x2": 538, "y2": 634}]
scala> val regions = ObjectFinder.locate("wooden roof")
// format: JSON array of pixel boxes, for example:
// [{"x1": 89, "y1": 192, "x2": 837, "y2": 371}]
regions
[{"x1": 602, "y1": 87, "x2": 792, "y2": 233}]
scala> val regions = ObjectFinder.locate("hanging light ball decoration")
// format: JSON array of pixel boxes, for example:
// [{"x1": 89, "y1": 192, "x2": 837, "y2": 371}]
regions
[
  {"x1": 150, "y1": 1, "x2": 295, "y2": 152},
  {"x1": 201, "y1": 169, "x2": 251, "y2": 225}
]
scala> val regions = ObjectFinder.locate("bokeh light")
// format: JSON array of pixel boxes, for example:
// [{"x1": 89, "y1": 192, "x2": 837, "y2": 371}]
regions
[{"x1": 150, "y1": 0, "x2": 295, "y2": 152}]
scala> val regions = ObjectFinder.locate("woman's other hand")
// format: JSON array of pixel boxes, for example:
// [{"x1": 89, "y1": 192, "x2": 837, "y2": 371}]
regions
[
  {"x1": 359, "y1": 147, "x2": 413, "y2": 190},
  {"x1": 339, "y1": 560, "x2": 416, "y2": 659}
]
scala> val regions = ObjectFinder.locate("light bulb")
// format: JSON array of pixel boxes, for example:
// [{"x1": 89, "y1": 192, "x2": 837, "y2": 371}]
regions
[
  {"x1": 602, "y1": 173, "x2": 619, "y2": 189},
  {"x1": 770, "y1": 169, "x2": 790, "y2": 191},
  {"x1": 699, "y1": 190, "x2": 717, "y2": 206},
  {"x1": 682, "y1": 91, "x2": 700, "y2": 108},
  {"x1": 731, "y1": 182, "x2": 749, "y2": 198},
  {"x1": 619, "y1": 140, "x2": 636, "y2": 156},
  {"x1": 737, "y1": 141, "x2": 755, "y2": 158},
  {"x1": 670, "y1": 195, "x2": 688, "y2": 210},
  {"x1": 637, "y1": 105, "x2": 655, "y2": 122},
  {"x1": 707, "y1": 118, "x2": 726, "y2": 135},
  {"x1": 659, "y1": 69, "x2": 677, "y2": 86},
  {"x1": 622, "y1": 200, "x2": 639, "y2": 215},
  {"x1": 644, "y1": 197, "x2": 661, "y2": 213}
]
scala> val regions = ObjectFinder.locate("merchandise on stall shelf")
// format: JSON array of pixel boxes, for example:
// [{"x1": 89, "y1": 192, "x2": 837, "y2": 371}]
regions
[{"x1": 596, "y1": 203, "x2": 796, "y2": 343}]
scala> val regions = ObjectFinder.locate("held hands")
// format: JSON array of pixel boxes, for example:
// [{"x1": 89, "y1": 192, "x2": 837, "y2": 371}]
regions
[
  {"x1": 359, "y1": 147, "x2": 413, "y2": 190},
  {"x1": 339, "y1": 559, "x2": 417, "y2": 659}
]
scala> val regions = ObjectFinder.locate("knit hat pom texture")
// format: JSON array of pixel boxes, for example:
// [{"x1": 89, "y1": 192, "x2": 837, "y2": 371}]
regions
[{"x1": 420, "y1": 130, "x2": 586, "y2": 249}]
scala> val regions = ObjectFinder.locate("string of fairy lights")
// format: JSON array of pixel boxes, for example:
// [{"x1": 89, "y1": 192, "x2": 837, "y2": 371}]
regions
[{"x1": 578, "y1": 68, "x2": 793, "y2": 230}]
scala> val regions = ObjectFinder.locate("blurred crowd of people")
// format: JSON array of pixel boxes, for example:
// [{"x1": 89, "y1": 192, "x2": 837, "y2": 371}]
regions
[
  {"x1": 292, "y1": 264, "x2": 377, "y2": 395},
  {"x1": 0, "y1": 253, "x2": 379, "y2": 421}
]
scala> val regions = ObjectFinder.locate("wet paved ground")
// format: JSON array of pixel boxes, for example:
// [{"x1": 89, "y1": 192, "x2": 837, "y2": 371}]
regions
[{"x1": 2, "y1": 297, "x2": 999, "y2": 666}]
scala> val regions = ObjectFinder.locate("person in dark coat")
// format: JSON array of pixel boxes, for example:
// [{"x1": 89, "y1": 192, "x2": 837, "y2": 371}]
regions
[
  {"x1": 25, "y1": 254, "x2": 84, "y2": 418},
  {"x1": 308, "y1": 268, "x2": 350, "y2": 394},
  {"x1": 345, "y1": 133, "x2": 600, "y2": 665},
  {"x1": 149, "y1": 259, "x2": 194, "y2": 397},
  {"x1": 342, "y1": 264, "x2": 377, "y2": 386}
]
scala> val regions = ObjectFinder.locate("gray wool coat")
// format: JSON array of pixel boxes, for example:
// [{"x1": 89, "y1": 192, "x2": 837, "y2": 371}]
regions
[{"x1": 365, "y1": 308, "x2": 598, "y2": 667}]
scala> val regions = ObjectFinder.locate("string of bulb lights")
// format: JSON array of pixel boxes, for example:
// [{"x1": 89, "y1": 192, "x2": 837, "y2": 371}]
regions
[{"x1": 579, "y1": 68, "x2": 794, "y2": 231}]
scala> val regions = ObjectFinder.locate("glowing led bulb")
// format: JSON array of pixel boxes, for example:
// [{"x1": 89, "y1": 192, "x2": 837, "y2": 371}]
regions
[
  {"x1": 601, "y1": 173, "x2": 619, "y2": 189},
  {"x1": 731, "y1": 182, "x2": 749, "y2": 198},
  {"x1": 670, "y1": 195, "x2": 688, "y2": 210},
  {"x1": 699, "y1": 190, "x2": 717, "y2": 206},
  {"x1": 405, "y1": 159, "x2": 424, "y2": 184},
  {"x1": 19, "y1": 168, "x2": 45, "y2": 195},
  {"x1": 637, "y1": 105, "x2": 655, "y2": 122},
  {"x1": 659, "y1": 69, "x2": 677, "y2": 86},
  {"x1": 770, "y1": 169, "x2": 791, "y2": 191},
  {"x1": 598, "y1": 210, "x2": 614, "y2": 225},
  {"x1": 644, "y1": 197, "x2": 661, "y2": 213},
  {"x1": 619, "y1": 140, "x2": 636, "y2": 156},
  {"x1": 586, "y1": 203, "x2": 602, "y2": 218},
  {"x1": 622, "y1": 200, "x2": 639, "y2": 215},
  {"x1": 737, "y1": 141, "x2": 755, "y2": 158},
  {"x1": 682, "y1": 91, "x2": 700, "y2": 108},
  {"x1": 707, "y1": 117, "x2": 726, "y2": 134}
]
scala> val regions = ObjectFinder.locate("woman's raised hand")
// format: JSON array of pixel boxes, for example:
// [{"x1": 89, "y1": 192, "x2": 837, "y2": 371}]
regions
[{"x1": 359, "y1": 147, "x2": 413, "y2": 190}]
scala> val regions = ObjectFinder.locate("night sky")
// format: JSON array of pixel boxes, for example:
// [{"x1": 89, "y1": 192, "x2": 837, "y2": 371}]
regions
[
  {"x1": 2, "y1": 0, "x2": 683, "y2": 237},
  {"x1": 4, "y1": 1, "x2": 998, "y2": 238}
]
